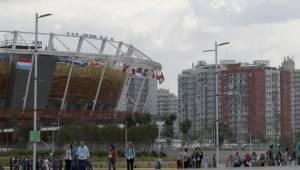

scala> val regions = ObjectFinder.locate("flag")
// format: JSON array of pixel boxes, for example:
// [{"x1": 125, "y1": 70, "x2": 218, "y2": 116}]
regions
[
  {"x1": 122, "y1": 63, "x2": 130, "y2": 72},
  {"x1": 159, "y1": 72, "x2": 165, "y2": 84},
  {"x1": 137, "y1": 67, "x2": 143, "y2": 73},
  {"x1": 142, "y1": 69, "x2": 148, "y2": 77},
  {"x1": 151, "y1": 70, "x2": 155, "y2": 79},
  {"x1": 129, "y1": 68, "x2": 136, "y2": 76},
  {"x1": 156, "y1": 70, "x2": 161, "y2": 80},
  {"x1": 16, "y1": 58, "x2": 32, "y2": 70}
]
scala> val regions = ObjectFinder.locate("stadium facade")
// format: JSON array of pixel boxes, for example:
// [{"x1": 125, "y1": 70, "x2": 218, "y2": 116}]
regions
[{"x1": 0, "y1": 30, "x2": 162, "y2": 128}]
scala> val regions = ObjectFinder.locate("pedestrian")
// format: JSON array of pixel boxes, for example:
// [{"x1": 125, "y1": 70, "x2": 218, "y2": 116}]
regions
[
  {"x1": 65, "y1": 144, "x2": 72, "y2": 170},
  {"x1": 58, "y1": 157, "x2": 63, "y2": 170},
  {"x1": 42, "y1": 155, "x2": 50, "y2": 170},
  {"x1": 21, "y1": 157, "x2": 27, "y2": 170},
  {"x1": 154, "y1": 155, "x2": 161, "y2": 170},
  {"x1": 275, "y1": 151, "x2": 283, "y2": 166},
  {"x1": 243, "y1": 153, "x2": 251, "y2": 167},
  {"x1": 226, "y1": 154, "x2": 233, "y2": 167},
  {"x1": 203, "y1": 156, "x2": 209, "y2": 168},
  {"x1": 71, "y1": 142, "x2": 78, "y2": 170},
  {"x1": 9, "y1": 156, "x2": 14, "y2": 170},
  {"x1": 190, "y1": 150, "x2": 197, "y2": 168},
  {"x1": 36, "y1": 156, "x2": 42, "y2": 170},
  {"x1": 183, "y1": 148, "x2": 189, "y2": 168},
  {"x1": 250, "y1": 152, "x2": 257, "y2": 167},
  {"x1": 212, "y1": 153, "x2": 216, "y2": 168},
  {"x1": 195, "y1": 147, "x2": 203, "y2": 168},
  {"x1": 77, "y1": 141, "x2": 90, "y2": 170},
  {"x1": 258, "y1": 153, "x2": 266, "y2": 167},
  {"x1": 176, "y1": 148, "x2": 183, "y2": 169},
  {"x1": 125, "y1": 142, "x2": 135, "y2": 170},
  {"x1": 52, "y1": 156, "x2": 60, "y2": 170},
  {"x1": 108, "y1": 144, "x2": 117, "y2": 170},
  {"x1": 291, "y1": 149, "x2": 296, "y2": 166},
  {"x1": 266, "y1": 144, "x2": 275, "y2": 166},
  {"x1": 232, "y1": 152, "x2": 242, "y2": 167}
]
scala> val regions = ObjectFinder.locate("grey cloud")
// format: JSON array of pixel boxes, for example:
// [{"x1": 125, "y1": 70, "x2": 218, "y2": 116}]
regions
[{"x1": 189, "y1": 0, "x2": 300, "y2": 26}]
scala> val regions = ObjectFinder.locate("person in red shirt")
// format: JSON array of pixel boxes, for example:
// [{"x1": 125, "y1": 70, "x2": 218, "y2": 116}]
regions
[
  {"x1": 243, "y1": 153, "x2": 251, "y2": 167},
  {"x1": 108, "y1": 144, "x2": 117, "y2": 170}
]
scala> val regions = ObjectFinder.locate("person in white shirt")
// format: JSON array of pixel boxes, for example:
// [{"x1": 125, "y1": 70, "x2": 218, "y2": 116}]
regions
[
  {"x1": 42, "y1": 156, "x2": 50, "y2": 170},
  {"x1": 77, "y1": 141, "x2": 90, "y2": 170},
  {"x1": 65, "y1": 144, "x2": 72, "y2": 170}
]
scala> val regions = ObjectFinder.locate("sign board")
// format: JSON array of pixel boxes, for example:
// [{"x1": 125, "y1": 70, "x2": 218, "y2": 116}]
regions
[{"x1": 29, "y1": 130, "x2": 40, "y2": 143}]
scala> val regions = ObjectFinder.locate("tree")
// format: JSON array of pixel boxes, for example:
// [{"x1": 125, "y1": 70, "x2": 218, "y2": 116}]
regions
[
  {"x1": 179, "y1": 119, "x2": 191, "y2": 143},
  {"x1": 14, "y1": 121, "x2": 32, "y2": 146},
  {"x1": 219, "y1": 122, "x2": 235, "y2": 144},
  {"x1": 128, "y1": 124, "x2": 158, "y2": 144},
  {"x1": 164, "y1": 114, "x2": 177, "y2": 139},
  {"x1": 123, "y1": 113, "x2": 152, "y2": 128}
]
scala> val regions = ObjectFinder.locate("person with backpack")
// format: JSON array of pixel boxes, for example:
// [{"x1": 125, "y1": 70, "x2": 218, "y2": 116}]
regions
[
  {"x1": 125, "y1": 142, "x2": 135, "y2": 170},
  {"x1": 108, "y1": 144, "x2": 117, "y2": 170},
  {"x1": 154, "y1": 155, "x2": 161, "y2": 170},
  {"x1": 77, "y1": 141, "x2": 90, "y2": 170},
  {"x1": 258, "y1": 153, "x2": 266, "y2": 167},
  {"x1": 232, "y1": 152, "x2": 242, "y2": 167}
]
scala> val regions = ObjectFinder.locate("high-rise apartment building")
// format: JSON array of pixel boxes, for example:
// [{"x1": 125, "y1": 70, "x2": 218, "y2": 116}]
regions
[
  {"x1": 281, "y1": 57, "x2": 300, "y2": 140},
  {"x1": 178, "y1": 59, "x2": 294, "y2": 142},
  {"x1": 157, "y1": 88, "x2": 177, "y2": 116}
]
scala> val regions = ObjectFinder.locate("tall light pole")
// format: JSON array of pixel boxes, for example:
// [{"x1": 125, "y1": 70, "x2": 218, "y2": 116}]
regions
[
  {"x1": 33, "y1": 12, "x2": 52, "y2": 170},
  {"x1": 203, "y1": 41, "x2": 230, "y2": 168}
]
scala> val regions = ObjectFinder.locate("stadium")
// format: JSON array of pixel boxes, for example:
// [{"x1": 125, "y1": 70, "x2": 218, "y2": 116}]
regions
[{"x1": 0, "y1": 30, "x2": 162, "y2": 142}]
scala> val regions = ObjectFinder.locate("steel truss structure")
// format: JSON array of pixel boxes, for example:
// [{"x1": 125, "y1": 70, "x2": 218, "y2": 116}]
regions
[{"x1": 0, "y1": 30, "x2": 161, "y2": 123}]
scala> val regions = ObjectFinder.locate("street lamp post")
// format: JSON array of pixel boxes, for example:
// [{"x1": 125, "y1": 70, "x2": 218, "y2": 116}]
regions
[
  {"x1": 33, "y1": 12, "x2": 52, "y2": 170},
  {"x1": 203, "y1": 41, "x2": 230, "y2": 168}
]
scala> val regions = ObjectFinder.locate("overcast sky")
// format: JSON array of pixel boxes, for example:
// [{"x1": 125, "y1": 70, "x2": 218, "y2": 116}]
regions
[{"x1": 1, "y1": 0, "x2": 300, "y2": 95}]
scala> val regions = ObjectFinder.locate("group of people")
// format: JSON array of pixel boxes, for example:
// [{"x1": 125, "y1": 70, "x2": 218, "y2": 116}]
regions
[
  {"x1": 63, "y1": 141, "x2": 135, "y2": 170},
  {"x1": 10, "y1": 155, "x2": 62, "y2": 170},
  {"x1": 226, "y1": 145, "x2": 298, "y2": 167},
  {"x1": 176, "y1": 147, "x2": 213, "y2": 168},
  {"x1": 9, "y1": 141, "x2": 136, "y2": 170}
]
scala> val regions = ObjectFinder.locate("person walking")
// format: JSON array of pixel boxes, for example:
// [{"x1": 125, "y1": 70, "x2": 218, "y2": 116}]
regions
[
  {"x1": 266, "y1": 145, "x2": 275, "y2": 166},
  {"x1": 212, "y1": 154, "x2": 217, "y2": 168},
  {"x1": 71, "y1": 142, "x2": 78, "y2": 170},
  {"x1": 64, "y1": 144, "x2": 72, "y2": 170},
  {"x1": 258, "y1": 153, "x2": 266, "y2": 167},
  {"x1": 176, "y1": 148, "x2": 183, "y2": 169},
  {"x1": 195, "y1": 147, "x2": 203, "y2": 168},
  {"x1": 250, "y1": 152, "x2": 257, "y2": 167},
  {"x1": 243, "y1": 153, "x2": 251, "y2": 167},
  {"x1": 125, "y1": 142, "x2": 135, "y2": 170},
  {"x1": 226, "y1": 154, "x2": 233, "y2": 167},
  {"x1": 77, "y1": 141, "x2": 90, "y2": 170},
  {"x1": 190, "y1": 150, "x2": 197, "y2": 168},
  {"x1": 183, "y1": 148, "x2": 190, "y2": 168},
  {"x1": 108, "y1": 144, "x2": 117, "y2": 170},
  {"x1": 41, "y1": 155, "x2": 50, "y2": 170},
  {"x1": 232, "y1": 152, "x2": 242, "y2": 167}
]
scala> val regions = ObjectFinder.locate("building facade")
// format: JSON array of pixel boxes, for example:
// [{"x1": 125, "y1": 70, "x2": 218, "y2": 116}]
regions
[
  {"x1": 157, "y1": 88, "x2": 177, "y2": 116},
  {"x1": 178, "y1": 59, "x2": 294, "y2": 143}
]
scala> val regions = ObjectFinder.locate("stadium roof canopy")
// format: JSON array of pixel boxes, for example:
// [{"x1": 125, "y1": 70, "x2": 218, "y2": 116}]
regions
[{"x1": 0, "y1": 30, "x2": 162, "y2": 70}]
